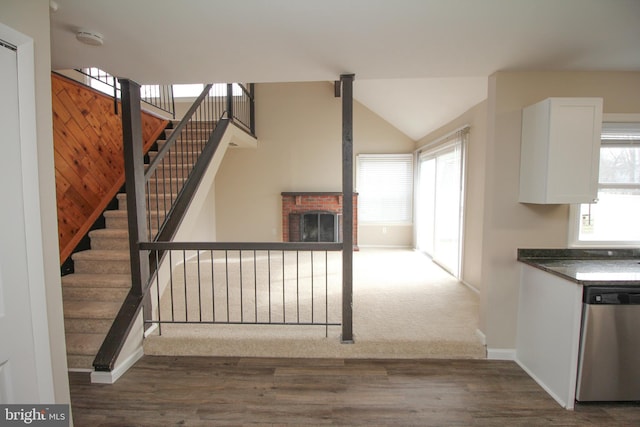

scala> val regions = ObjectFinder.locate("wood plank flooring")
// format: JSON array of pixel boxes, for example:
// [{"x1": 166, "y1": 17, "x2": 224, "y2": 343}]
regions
[{"x1": 69, "y1": 356, "x2": 640, "y2": 426}]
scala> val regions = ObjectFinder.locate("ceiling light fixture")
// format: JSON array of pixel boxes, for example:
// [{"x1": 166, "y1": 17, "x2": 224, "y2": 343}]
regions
[{"x1": 76, "y1": 30, "x2": 104, "y2": 46}]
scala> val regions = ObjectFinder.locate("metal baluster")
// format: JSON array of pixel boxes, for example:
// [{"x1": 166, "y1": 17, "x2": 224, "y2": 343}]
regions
[
  {"x1": 325, "y1": 251, "x2": 329, "y2": 337},
  {"x1": 155, "y1": 250, "x2": 162, "y2": 335},
  {"x1": 225, "y1": 250, "x2": 230, "y2": 322},
  {"x1": 282, "y1": 250, "x2": 285, "y2": 323},
  {"x1": 311, "y1": 251, "x2": 315, "y2": 324},
  {"x1": 268, "y1": 250, "x2": 272, "y2": 323},
  {"x1": 183, "y1": 250, "x2": 188, "y2": 322},
  {"x1": 239, "y1": 250, "x2": 244, "y2": 323},
  {"x1": 169, "y1": 251, "x2": 175, "y2": 321},
  {"x1": 197, "y1": 250, "x2": 202, "y2": 322},
  {"x1": 296, "y1": 251, "x2": 300, "y2": 323},
  {"x1": 254, "y1": 250, "x2": 258, "y2": 323},
  {"x1": 210, "y1": 250, "x2": 215, "y2": 322}
]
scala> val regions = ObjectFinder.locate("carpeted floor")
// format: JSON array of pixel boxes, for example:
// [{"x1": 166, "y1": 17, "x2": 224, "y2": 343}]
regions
[{"x1": 145, "y1": 248, "x2": 486, "y2": 359}]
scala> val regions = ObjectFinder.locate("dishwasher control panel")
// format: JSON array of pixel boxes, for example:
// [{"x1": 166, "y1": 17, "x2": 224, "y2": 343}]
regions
[{"x1": 584, "y1": 286, "x2": 640, "y2": 304}]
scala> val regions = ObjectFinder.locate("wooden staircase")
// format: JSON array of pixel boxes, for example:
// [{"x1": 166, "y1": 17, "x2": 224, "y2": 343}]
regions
[{"x1": 62, "y1": 122, "x2": 205, "y2": 370}]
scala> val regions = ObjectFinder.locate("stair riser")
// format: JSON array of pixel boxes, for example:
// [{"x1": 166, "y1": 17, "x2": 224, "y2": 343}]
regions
[
  {"x1": 164, "y1": 129, "x2": 214, "y2": 138},
  {"x1": 118, "y1": 197, "x2": 175, "y2": 212},
  {"x1": 146, "y1": 182, "x2": 185, "y2": 195},
  {"x1": 147, "y1": 161, "x2": 196, "y2": 175},
  {"x1": 147, "y1": 146, "x2": 204, "y2": 159},
  {"x1": 105, "y1": 215, "x2": 164, "y2": 230},
  {"x1": 74, "y1": 259, "x2": 130, "y2": 275},
  {"x1": 105, "y1": 215, "x2": 128, "y2": 229},
  {"x1": 66, "y1": 334, "x2": 104, "y2": 357},
  {"x1": 63, "y1": 287, "x2": 129, "y2": 302},
  {"x1": 62, "y1": 275, "x2": 131, "y2": 289},
  {"x1": 67, "y1": 355, "x2": 94, "y2": 370},
  {"x1": 65, "y1": 318, "x2": 113, "y2": 335},
  {"x1": 89, "y1": 237, "x2": 130, "y2": 250},
  {"x1": 157, "y1": 140, "x2": 207, "y2": 150}
]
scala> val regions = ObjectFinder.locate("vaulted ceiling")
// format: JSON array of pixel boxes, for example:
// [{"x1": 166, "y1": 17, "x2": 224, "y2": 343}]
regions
[{"x1": 50, "y1": 0, "x2": 640, "y2": 140}]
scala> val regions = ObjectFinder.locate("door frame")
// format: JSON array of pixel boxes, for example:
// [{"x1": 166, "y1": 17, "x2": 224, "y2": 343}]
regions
[{"x1": 0, "y1": 21, "x2": 55, "y2": 403}]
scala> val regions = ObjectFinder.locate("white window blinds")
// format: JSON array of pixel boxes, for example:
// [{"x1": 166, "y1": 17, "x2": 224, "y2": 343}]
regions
[{"x1": 356, "y1": 154, "x2": 413, "y2": 223}]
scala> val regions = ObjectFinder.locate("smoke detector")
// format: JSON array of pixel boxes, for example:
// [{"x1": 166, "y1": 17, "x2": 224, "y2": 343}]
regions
[{"x1": 76, "y1": 30, "x2": 104, "y2": 46}]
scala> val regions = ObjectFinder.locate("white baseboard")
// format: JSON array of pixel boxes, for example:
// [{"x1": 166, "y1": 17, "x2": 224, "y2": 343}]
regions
[
  {"x1": 90, "y1": 346, "x2": 144, "y2": 384},
  {"x1": 68, "y1": 368, "x2": 93, "y2": 373},
  {"x1": 144, "y1": 323, "x2": 159, "y2": 338},
  {"x1": 487, "y1": 348, "x2": 516, "y2": 360},
  {"x1": 461, "y1": 279, "x2": 480, "y2": 294}
]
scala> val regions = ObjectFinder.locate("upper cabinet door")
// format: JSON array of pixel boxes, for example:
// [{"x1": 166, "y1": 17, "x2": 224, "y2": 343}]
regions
[{"x1": 519, "y1": 97, "x2": 603, "y2": 204}]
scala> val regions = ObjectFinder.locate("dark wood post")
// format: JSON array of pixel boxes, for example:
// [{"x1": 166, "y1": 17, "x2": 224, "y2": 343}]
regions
[
  {"x1": 120, "y1": 79, "x2": 149, "y2": 298},
  {"x1": 227, "y1": 83, "x2": 234, "y2": 120},
  {"x1": 249, "y1": 83, "x2": 256, "y2": 135},
  {"x1": 340, "y1": 74, "x2": 355, "y2": 343}
]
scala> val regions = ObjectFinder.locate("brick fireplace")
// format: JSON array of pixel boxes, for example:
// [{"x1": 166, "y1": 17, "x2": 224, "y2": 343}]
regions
[{"x1": 281, "y1": 192, "x2": 358, "y2": 247}]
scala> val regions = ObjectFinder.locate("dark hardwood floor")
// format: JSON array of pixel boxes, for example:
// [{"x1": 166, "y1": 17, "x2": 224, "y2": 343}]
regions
[{"x1": 69, "y1": 356, "x2": 640, "y2": 426}]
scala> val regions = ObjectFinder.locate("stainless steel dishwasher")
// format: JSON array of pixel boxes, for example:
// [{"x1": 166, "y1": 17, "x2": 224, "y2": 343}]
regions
[{"x1": 576, "y1": 286, "x2": 640, "y2": 402}]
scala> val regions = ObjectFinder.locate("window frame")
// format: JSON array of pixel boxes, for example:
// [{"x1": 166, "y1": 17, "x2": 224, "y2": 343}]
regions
[
  {"x1": 356, "y1": 153, "x2": 414, "y2": 225},
  {"x1": 569, "y1": 114, "x2": 640, "y2": 248}
]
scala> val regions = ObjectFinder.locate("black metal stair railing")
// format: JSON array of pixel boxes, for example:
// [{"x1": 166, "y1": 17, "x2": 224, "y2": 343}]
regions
[
  {"x1": 93, "y1": 79, "x2": 257, "y2": 372},
  {"x1": 143, "y1": 83, "x2": 222, "y2": 242},
  {"x1": 145, "y1": 82, "x2": 255, "y2": 242},
  {"x1": 142, "y1": 242, "x2": 343, "y2": 338},
  {"x1": 73, "y1": 67, "x2": 176, "y2": 118}
]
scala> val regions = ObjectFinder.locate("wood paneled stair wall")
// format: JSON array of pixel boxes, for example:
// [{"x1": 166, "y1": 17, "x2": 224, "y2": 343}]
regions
[{"x1": 52, "y1": 72, "x2": 169, "y2": 264}]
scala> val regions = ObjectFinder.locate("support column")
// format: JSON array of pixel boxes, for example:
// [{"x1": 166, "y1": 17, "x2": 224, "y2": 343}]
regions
[
  {"x1": 120, "y1": 79, "x2": 149, "y2": 297},
  {"x1": 340, "y1": 74, "x2": 355, "y2": 343}
]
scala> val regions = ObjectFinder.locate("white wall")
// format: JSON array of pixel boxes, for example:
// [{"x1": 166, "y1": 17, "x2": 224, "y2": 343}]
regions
[
  {"x1": 214, "y1": 81, "x2": 416, "y2": 245},
  {"x1": 480, "y1": 71, "x2": 640, "y2": 350},
  {"x1": 0, "y1": 0, "x2": 71, "y2": 404}
]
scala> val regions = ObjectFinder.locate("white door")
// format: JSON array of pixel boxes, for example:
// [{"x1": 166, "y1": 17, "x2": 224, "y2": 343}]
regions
[{"x1": 0, "y1": 40, "x2": 42, "y2": 403}]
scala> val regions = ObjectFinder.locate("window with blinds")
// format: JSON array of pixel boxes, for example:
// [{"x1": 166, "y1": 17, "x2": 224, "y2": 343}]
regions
[
  {"x1": 356, "y1": 154, "x2": 413, "y2": 224},
  {"x1": 572, "y1": 122, "x2": 640, "y2": 245}
]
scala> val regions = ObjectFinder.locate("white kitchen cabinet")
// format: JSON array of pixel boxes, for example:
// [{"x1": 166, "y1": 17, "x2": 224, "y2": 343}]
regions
[{"x1": 519, "y1": 97, "x2": 603, "y2": 204}]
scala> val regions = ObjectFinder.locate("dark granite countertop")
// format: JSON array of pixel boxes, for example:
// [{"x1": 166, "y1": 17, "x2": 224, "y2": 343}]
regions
[{"x1": 518, "y1": 248, "x2": 640, "y2": 287}]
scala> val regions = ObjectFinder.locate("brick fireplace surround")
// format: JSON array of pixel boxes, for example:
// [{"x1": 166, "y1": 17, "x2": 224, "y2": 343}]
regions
[{"x1": 281, "y1": 192, "x2": 358, "y2": 247}]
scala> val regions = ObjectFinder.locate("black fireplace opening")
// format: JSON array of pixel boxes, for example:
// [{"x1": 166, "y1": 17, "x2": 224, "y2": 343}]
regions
[{"x1": 301, "y1": 211, "x2": 338, "y2": 242}]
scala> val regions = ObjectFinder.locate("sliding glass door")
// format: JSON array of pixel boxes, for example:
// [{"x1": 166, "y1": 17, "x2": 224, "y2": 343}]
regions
[{"x1": 416, "y1": 138, "x2": 465, "y2": 277}]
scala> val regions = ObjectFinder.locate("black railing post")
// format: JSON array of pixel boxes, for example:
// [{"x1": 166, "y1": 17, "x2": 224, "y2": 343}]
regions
[
  {"x1": 249, "y1": 83, "x2": 256, "y2": 135},
  {"x1": 113, "y1": 77, "x2": 119, "y2": 115},
  {"x1": 170, "y1": 85, "x2": 176, "y2": 119},
  {"x1": 226, "y1": 83, "x2": 234, "y2": 120},
  {"x1": 121, "y1": 79, "x2": 149, "y2": 297},
  {"x1": 340, "y1": 73, "x2": 355, "y2": 344}
]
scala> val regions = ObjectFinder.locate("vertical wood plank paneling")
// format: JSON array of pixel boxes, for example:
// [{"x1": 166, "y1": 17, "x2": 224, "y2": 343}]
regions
[{"x1": 52, "y1": 73, "x2": 169, "y2": 263}]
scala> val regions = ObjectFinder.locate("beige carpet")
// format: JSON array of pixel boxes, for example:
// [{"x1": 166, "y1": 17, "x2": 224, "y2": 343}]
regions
[{"x1": 144, "y1": 248, "x2": 486, "y2": 359}]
